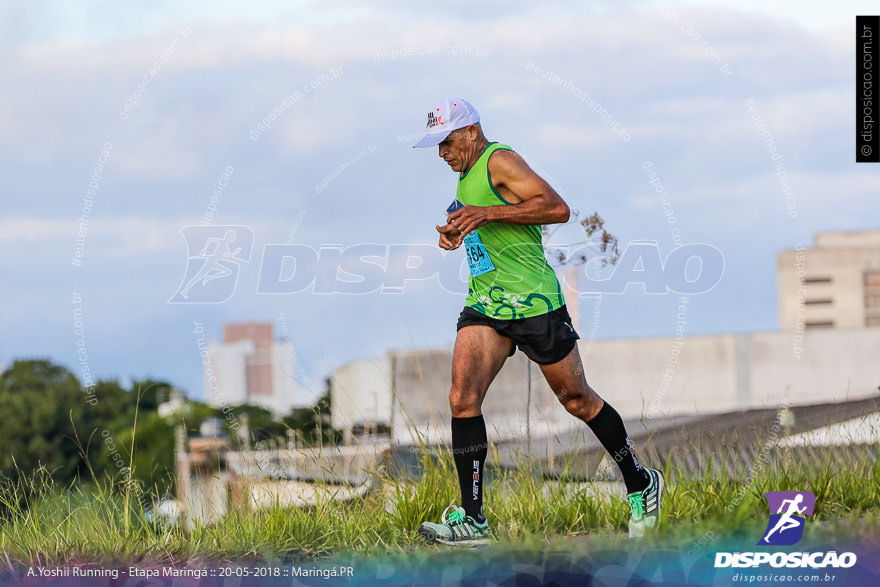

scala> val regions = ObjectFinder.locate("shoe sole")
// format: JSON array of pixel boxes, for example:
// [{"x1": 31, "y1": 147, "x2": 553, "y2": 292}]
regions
[
  {"x1": 417, "y1": 524, "x2": 490, "y2": 547},
  {"x1": 654, "y1": 469, "x2": 665, "y2": 522}
]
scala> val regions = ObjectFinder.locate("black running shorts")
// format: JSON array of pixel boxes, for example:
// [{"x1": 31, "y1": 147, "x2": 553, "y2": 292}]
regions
[{"x1": 456, "y1": 305, "x2": 580, "y2": 365}]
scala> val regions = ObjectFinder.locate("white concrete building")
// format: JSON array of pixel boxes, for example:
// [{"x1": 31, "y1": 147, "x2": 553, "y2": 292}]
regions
[
  {"x1": 204, "y1": 322, "x2": 308, "y2": 415},
  {"x1": 205, "y1": 339, "x2": 251, "y2": 407}
]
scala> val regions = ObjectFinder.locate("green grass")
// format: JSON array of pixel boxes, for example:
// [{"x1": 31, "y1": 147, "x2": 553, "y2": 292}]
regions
[{"x1": 0, "y1": 451, "x2": 877, "y2": 566}]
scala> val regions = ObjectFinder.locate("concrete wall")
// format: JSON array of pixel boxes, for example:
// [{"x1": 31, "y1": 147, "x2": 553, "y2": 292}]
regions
[
  {"x1": 579, "y1": 333, "x2": 738, "y2": 419},
  {"x1": 748, "y1": 327, "x2": 880, "y2": 406},
  {"x1": 587, "y1": 328, "x2": 879, "y2": 419},
  {"x1": 227, "y1": 444, "x2": 388, "y2": 484},
  {"x1": 331, "y1": 328, "x2": 880, "y2": 446},
  {"x1": 389, "y1": 349, "x2": 566, "y2": 446}
]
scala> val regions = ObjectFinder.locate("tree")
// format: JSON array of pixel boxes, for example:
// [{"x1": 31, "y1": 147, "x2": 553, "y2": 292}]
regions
[
  {"x1": 108, "y1": 411, "x2": 176, "y2": 499},
  {"x1": 81, "y1": 379, "x2": 175, "y2": 484},
  {"x1": 0, "y1": 360, "x2": 87, "y2": 481},
  {"x1": 223, "y1": 403, "x2": 286, "y2": 447},
  {"x1": 79, "y1": 380, "x2": 130, "y2": 437},
  {"x1": 0, "y1": 360, "x2": 183, "y2": 497},
  {"x1": 281, "y1": 384, "x2": 341, "y2": 446},
  {"x1": 128, "y1": 378, "x2": 169, "y2": 414}
]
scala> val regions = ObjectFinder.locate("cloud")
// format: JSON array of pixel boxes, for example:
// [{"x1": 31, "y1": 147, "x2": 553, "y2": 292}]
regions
[{"x1": 2, "y1": 2, "x2": 876, "y2": 398}]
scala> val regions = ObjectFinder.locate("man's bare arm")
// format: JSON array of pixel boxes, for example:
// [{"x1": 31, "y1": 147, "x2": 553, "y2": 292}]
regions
[{"x1": 447, "y1": 150, "x2": 569, "y2": 236}]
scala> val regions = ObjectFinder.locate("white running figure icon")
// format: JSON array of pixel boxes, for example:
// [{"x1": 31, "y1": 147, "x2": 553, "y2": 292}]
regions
[
  {"x1": 180, "y1": 229, "x2": 242, "y2": 299},
  {"x1": 762, "y1": 493, "x2": 807, "y2": 544}
]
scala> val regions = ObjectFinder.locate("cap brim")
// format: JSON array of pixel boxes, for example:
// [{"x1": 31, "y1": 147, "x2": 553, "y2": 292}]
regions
[{"x1": 412, "y1": 129, "x2": 451, "y2": 148}]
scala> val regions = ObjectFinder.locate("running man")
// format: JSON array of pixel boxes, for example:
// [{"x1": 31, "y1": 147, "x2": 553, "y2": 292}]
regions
[
  {"x1": 412, "y1": 98, "x2": 664, "y2": 546},
  {"x1": 762, "y1": 494, "x2": 807, "y2": 544}
]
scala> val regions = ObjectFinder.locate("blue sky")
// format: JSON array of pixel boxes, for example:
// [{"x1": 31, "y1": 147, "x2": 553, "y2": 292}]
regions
[{"x1": 1, "y1": 0, "x2": 877, "y2": 405}]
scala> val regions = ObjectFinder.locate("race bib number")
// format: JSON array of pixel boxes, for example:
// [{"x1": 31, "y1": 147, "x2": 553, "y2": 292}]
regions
[
  {"x1": 446, "y1": 199, "x2": 495, "y2": 277},
  {"x1": 463, "y1": 232, "x2": 495, "y2": 277}
]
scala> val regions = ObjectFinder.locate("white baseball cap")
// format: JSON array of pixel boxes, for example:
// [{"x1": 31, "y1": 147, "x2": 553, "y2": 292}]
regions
[{"x1": 412, "y1": 97, "x2": 480, "y2": 148}]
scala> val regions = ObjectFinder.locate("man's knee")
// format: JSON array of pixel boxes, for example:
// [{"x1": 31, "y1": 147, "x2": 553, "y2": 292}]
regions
[
  {"x1": 556, "y1": 388, "x2": 601, "y2": 419},
  {"x1": 556, "y1": 388, "x2": 583, "y2": 413},
  {"x1": 449, "y1": 385, "x2": 481, "y2": 418}
]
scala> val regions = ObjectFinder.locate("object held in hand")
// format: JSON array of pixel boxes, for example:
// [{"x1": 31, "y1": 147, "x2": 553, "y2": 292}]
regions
[{"x1": 446, "y1": 199, "x2": 464, "y2": 215}]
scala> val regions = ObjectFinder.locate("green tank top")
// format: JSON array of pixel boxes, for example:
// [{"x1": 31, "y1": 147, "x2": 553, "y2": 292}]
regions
[{"x1": 455, "y1": 142, "x2": 565, "y2": 319}]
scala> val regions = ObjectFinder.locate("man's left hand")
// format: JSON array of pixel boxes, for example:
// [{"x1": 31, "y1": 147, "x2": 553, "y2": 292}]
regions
[{"x1": 447, "y1": 205, "x2": 493, "y2": 236}]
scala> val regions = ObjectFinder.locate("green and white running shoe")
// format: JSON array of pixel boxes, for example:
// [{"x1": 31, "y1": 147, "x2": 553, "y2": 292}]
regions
[
  {"x1": 627, "y1": 468, "x2": 664, "y2": 538},
  {"x1": 417, "y1": 505, "x2": 491, "y2": 547}
]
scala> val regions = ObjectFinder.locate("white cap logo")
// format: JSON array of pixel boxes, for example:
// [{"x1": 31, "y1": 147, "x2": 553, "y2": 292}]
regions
[{"x1": 413, "y1": 98, "x2": 480, "y2": 148}]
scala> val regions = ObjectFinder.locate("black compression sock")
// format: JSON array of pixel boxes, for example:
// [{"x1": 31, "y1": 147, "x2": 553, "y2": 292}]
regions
[
  {"x1": 451, "y1": 415, "x2": 488, "y2": 524},
  {"x1": 586, "y1": 402, "x2": 650, "y2": 494}
]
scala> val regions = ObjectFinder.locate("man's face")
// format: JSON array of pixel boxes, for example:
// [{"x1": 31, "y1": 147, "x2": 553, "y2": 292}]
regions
[{"x1": 437, "y1": 127, "x2": 474, "y2": 173}]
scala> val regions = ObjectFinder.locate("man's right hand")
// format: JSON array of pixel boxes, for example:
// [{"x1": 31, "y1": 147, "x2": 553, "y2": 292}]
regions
[{"x1": 436, "y1": 223, "x2": 463, "y2": 250}]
